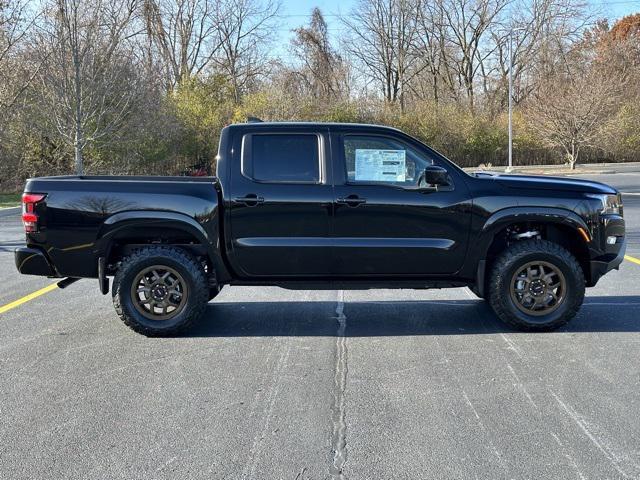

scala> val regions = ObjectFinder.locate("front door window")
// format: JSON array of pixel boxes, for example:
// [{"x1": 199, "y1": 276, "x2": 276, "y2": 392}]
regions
[{"x1": 343, "y1": 135, "x2": 434, "y2": 189}]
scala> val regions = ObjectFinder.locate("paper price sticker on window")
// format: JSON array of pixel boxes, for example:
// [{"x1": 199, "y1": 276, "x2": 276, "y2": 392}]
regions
[{"x1": 355, "y1": 149, "x2": 406, "y2": 182}]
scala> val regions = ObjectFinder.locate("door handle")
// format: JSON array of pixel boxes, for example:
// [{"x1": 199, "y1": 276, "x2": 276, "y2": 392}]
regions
[
  {"x1": 233, "y1": 194, "x2": 264, "y2": 207},
  {"x1": 337, "y1": 195, "x2": 367, "y2": 207}
]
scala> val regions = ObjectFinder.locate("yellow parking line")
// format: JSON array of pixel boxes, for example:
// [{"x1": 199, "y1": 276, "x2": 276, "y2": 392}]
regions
[
  {"x1": 0, "y1": 283, "x2": 59, "y2": 315},
  {"x1": 626, "y1": 255, "x2": 640, "y2": 266}
]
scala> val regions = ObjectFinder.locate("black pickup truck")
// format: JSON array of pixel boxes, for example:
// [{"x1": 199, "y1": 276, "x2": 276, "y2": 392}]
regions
[{"x1": 15, "y1": 122, "x2": 626, "y2": 335}]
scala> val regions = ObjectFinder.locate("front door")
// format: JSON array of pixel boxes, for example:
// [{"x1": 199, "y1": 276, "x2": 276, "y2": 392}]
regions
[
  {"x1": 331, "y1": 131, "x2": 472, "y2": 276},
  {"x1": 227, "y1": 127, "x2": 333, "y2": 277}
]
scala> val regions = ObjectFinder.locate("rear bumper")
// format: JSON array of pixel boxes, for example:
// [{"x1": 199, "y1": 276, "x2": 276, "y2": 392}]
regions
[
  {"x1": 589, "y1": 236, "x2": 626, "y2": 287},
  {"x1": 14, "y1": 247, "x2": 57, "y2": 277}
]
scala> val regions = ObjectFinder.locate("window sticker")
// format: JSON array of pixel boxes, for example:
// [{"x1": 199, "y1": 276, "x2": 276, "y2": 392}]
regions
[{"x1": 354, "y1": 149, "x2": 406, "y2": 182}]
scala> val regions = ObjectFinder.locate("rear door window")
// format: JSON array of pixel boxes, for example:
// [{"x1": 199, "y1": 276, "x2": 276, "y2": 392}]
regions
[{"x1": 243, "y1": 134, "x2": 320, "y2": 183}]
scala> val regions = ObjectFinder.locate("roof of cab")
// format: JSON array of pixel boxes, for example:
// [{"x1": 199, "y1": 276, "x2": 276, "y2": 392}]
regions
[{"x1": 227, "y1": 121, "x2": 403, "y2": 133}]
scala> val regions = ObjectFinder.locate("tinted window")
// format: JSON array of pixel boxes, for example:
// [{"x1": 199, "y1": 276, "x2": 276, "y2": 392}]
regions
[
  {"x1": 344, "y1": 135, "x2": 433, "y2": 187},
  {"x1": 247, "y1": 134, "x2": 320, "y2": 183}
]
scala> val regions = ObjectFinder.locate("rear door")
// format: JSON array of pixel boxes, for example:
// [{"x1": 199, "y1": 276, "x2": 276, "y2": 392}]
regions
[
  {"x1": 330, "y1": 129, "x2": 472, "y2": 276},
  {"x1": 226, "y1": 126, "x2": 333, "y2": 277}
]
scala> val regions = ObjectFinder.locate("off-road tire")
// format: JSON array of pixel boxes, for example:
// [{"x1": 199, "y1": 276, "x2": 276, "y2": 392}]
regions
[
  {"x1": 488, "y1": 239, "x2": 585, "y2": 331},
  {"x1": 112, "y1": 246, "x2": 208, "y2": 336}
]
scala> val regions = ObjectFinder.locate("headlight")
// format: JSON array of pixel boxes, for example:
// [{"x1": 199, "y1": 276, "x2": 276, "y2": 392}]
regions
[{"x1": 587, "y1": 193, "x2": 623, "y2": 216}]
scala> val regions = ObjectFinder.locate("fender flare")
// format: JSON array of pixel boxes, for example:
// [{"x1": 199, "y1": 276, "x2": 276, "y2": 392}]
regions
[
  {"x1": 94, "y1": 210, "x2": 230, "y2": 280},
  {"x1": 471, "y1": 207, "x2": 590, "y2": 296}
]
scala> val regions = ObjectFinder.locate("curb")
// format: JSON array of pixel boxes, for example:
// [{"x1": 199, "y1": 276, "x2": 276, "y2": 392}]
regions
[
  {"x1": 524, "y1": 170, "x2": 618, "y2": 176},
  {"x1": 466, "y1": 169, "x2": 619, "y2": 176}
]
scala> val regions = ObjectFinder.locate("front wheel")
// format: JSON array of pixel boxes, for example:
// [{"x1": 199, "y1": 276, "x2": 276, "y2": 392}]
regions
[
  {"x1": 112, "y1": 246, "x2": 208, "y2": 336},
  {"x1": 488, "y1": 240, "x2": 585, "y2": 331}
]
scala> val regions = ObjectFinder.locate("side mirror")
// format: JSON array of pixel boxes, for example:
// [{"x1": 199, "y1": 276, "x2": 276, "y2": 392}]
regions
[{"x1": 420, "y1": 165, "x2": 449, "y2": 187}]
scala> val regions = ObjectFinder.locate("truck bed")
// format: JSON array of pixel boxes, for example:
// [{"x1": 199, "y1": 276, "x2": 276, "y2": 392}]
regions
[{"x1": 23, "y1": 175, "x2": 221, "y2": 279}]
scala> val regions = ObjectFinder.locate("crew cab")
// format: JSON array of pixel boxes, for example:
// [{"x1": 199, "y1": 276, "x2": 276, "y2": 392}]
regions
[{"x1": 15, "y1": 122, "x2": 626, "y2": 335}]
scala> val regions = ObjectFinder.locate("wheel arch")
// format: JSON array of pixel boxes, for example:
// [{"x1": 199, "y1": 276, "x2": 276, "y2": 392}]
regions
[
  {"x1": 473, "y1": 207, "x2": 592, "y2": 296},
  {"x1": 96, "y1": 210, "x2": 230, "y2": 281}
]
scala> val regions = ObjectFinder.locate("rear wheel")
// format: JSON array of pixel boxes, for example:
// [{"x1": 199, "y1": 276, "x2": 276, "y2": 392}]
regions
[
  {"x1": 112, "y1": 246, "x2": 208, "y2": 336},
  {"x1": 488, "y1": 240, "x2": 585, "y2": 331}
]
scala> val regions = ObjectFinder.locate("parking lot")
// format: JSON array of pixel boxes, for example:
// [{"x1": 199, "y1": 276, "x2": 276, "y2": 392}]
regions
[{"x1": 1, "y1": 172, "x2": 639, "y2": 479}]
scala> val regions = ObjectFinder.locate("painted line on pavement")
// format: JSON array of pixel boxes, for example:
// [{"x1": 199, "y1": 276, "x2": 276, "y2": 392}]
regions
[
  {"x1": 625, "y1": 255, "x2": 640, "y2": 266},
  {"x1": 0, "y1": 283, "x2": 59, "y2": 315}
]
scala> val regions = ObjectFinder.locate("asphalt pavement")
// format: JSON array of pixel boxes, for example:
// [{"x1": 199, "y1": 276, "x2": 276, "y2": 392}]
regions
[{"x1": 1, "y1": 173, "x2": 639, "y2": 479}]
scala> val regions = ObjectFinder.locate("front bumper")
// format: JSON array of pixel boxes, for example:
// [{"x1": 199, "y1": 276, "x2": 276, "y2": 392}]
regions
[
  {"x1": 589, "y1": 236, "x2": 626, "y2": 287},
  {"x1": 15, "y1": 247, "x2": 57, "y2": 276}
]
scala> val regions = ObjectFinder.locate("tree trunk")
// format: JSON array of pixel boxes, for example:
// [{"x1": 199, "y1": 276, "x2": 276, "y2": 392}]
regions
[
  {"x1": 74, "y1": 55, "x2": 83, "y2": 175},
  {"x1": 73, "y1": 40, "x2": 84, "y2": 175},
  {"x1": 74, "y1": 129, "x2": 83, "y2": 175},
  {"x1": 432, "y1": 69, "x2": 439, "y2": 104},
  {"x1": 569, "y1": 141, "x2": 578, "y2": 170}
]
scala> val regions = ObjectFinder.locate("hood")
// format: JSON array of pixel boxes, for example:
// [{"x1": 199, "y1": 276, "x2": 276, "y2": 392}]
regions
[{"x1": 486, "y1": 174, "x2": 617, "y2": 194}]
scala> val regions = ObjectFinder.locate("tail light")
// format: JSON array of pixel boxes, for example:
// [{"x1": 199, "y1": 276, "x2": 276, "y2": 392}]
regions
[{"x1": 22, "y1": 193, "x2": 46, "y2": 233}]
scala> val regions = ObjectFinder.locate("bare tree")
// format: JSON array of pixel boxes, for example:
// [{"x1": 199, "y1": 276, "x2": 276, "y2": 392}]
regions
[
  {"x1": 35, "y1": 0, "x2": 140, "y2": 174},
  {"x1": 290, "y1": 8, "x2": 349, "y2": 101},
  {"x1": 143, "y1": 0, "x2": 222, "y2": 88},
  {"x1": 213, "y1": 0, "x2": 279, "y2": 103},
  {"x1": 0, "y1": 0, "x2": 40, "y2": 126},
  {"x1": 411, "y1": 0, "x2": 449, "y2": 103},
  {"x1": 486, "y1": 0, "x2": 589, "y2": 111},
  {"x1": 341, "y1": 0, "x2": 420, "y2": 109},
  {"x1": 527, "y1": 59, "x2": 622, "y2": 169},
  {"x1": 434, "y1": 0, "x2": 511, "y2": 112}
]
